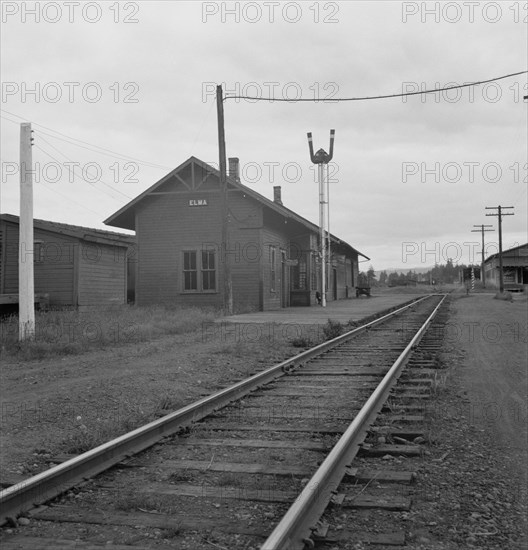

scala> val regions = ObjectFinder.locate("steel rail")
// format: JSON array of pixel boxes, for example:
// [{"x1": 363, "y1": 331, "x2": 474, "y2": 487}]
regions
[
  {"x1": 262, "y1": 294, "x2": 447, "y2": 550},
  {"x1": 0, "y1": 295, "x2": 431, "y2": 524}
]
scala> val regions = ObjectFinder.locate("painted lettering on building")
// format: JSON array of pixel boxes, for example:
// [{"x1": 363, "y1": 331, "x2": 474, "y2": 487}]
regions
[{"x1": 189, "y1": 199, "x2": 208, "y2": 206}]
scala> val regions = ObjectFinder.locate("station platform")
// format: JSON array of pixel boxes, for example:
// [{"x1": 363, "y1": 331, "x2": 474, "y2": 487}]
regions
[{"x1": 223, "y1": 293, "x2": 428, "y2": 326}]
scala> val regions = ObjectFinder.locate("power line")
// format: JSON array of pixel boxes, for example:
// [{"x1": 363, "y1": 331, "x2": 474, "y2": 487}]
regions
[
  {"x1": 0, "y1": 108, "x2": 172, "y2": 170},
  {"x1": 224, "y1": 70, "x2": 527, "y2": 102},
  {"x1": 35, "y1": 134, "x2": 132, "y2": 200},
  {"x1": 34, "y1": 143, "x2": 131, "y2": 203},
  {"x1": 35, "y1": 129, "x2": 170, "y2": 169}
]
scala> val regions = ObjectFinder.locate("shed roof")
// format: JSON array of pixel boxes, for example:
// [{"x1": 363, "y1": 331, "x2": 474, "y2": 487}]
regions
[
  {"x1": 484, "y1": 242, "x2": 528, "y2": 264},
  {"x1": 0, "y1": 213, "x2": 135, "y2": 248},
  {"x1": 104, "y1": 156, "x2": 369, "y2": 260}
]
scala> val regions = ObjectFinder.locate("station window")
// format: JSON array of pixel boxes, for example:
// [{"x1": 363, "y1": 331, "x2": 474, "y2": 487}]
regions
[
  {"x1": 310, "y1": 253, "x2": 317, "y2": 290},
  {"x1": 270, "y1": 246, "x2": 276, "y2": 292},
  {"x1": 201, "y1": 250, "x2": 216, "y2": 291},
  {"x1": 183, "y1": 251, "x2": 198, "y2": 291},
  {"x1": 183, "y1": 250, "x2": 217, "y2": 292}
]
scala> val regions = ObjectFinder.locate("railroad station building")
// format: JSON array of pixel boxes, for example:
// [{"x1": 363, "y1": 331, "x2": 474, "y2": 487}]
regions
[
  {"x1": 484, "y1": 242, "x2": 528, "y2": 291},
  {"x1": 104, "y1": 156, "x2": 368, "y2": 312}
]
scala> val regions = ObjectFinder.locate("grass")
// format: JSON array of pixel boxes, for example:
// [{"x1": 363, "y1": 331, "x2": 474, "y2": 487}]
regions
[
  {"x1": 61, "y1": 410, "x2": 151, "y2": 454},
  {"x1": 0, "y1": 304, "x2": 217, "y2": 360}
]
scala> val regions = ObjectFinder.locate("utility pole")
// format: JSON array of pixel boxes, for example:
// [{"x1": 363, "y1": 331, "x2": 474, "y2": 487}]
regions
[
  {"x1": 216, "y1": 85, "x2": 233, "y2": 314},
  {"x1": 307, "y1": 130, "x2": 335, "y2": 307},
  {"x1": 471, "y1": 224, "x2": 494, "y2": 288},
  {"x1": 485, "y1": 206, "x2": 514, "y2": 292},
  {"x1": 19, "y1": 122, "x2": 35, "y2": 340}
]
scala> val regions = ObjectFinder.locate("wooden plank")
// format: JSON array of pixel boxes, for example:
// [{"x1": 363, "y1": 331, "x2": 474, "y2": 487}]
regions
[
  {"x1": 399, "y1": 378, "x2": 433, "y2": 384},
  {"x1": 293, "y1": 372, "x2": 384, "y2": 378},
  {"x1": 32, "y1": 506, "x2": 267, "y2": 537},
  {"x1": 343, "y1": 494, "x2": 411, "y2": 510},
  {"x1": 393, "y1": 386, "x2": 431, "y2": 392},
  {"x1": 142, "y1": 483, "x2": 298, "y2": 503},
  {"x1": 179, "y1": 437, "x2": 329, "y2": 451},
  {"x1": 251, "y1": 388, "x2": 369, "y2": 397},
  {"x1": 199, "y1": 422, "x2": 347, "y2": 434},
  {"x1": 382, "y1": 404, "x2": 426, "y2": 412},
  {"x1": 392, "y1": 393, "x2": 430, "y2": 400},
  {"x1": 380, "y1": 415, "x2": 425, "y2": 422},
  {"x1": 149, "y1": 460, "x2": 313, "y2": 476},
  {"x1": 0, "y1": 537, "x2": 151, "y2": 549},
  {"x1": 211, "y1": 411, "x2": 357, "y2": 422},
  {"x1": 359, "y1": 444, "x2": 422, "y2": 457},
  {"x1": 370, "y1": 428, "x2": 424, "y2": 439},
  {"x1": 346, "y1": 468, "x2": 416, "y2": 483},
  {"x1": 325, "y1": 530, "x2": 406, "y2": 546}
]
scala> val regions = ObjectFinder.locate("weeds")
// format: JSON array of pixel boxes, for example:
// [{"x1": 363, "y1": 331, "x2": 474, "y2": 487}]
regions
[
  {"x1": 322, "y1": 319, "x2": 345, "y2": 340},
  {"x1": 431, "y1": 371, "x2": 449, "y2": 395},
  {"x1": 216, "y1": 472, "x2": 244, "y2": 487},
  {"x1": 0, "y1": 305, "x2": 217, "y2": 360},
  {"x1": 290, "y1": 336, "x2": 314, "y2": 348},
  {"x1": 167, "y1": 470, "x2": 194, "y2": 483}
]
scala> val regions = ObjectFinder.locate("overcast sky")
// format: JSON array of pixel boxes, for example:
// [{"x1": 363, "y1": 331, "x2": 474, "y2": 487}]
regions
[{"x1": 1, "y1": 1, "x2": 526, "y2": 270}]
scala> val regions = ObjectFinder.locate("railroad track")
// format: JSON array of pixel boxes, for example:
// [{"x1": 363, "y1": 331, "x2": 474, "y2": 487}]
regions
[{"x1": 1, "y1": 294, "x2": 448, "y2": 549}]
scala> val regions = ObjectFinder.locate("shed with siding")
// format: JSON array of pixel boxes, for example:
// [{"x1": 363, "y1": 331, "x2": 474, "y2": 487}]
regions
[
  {"x1": 104, "y1": 156, "x2": 368, "y2": 312},
  {"x1": 484, "y1": 242, "x2": 528, "y2": 291},
  {"x1": 0, "y1": 214, "x2": 136, "y2": 310}
]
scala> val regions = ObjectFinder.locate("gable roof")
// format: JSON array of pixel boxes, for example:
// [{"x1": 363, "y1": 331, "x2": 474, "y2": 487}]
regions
[
  {"x1": 104, "y1": 156, "x2": 369, "y2": 260},
  {"x1": 1, "y1": 213, "x2": 135, "y2": 248}
]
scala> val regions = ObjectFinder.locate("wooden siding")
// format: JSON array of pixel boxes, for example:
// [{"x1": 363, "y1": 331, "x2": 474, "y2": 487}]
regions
[
  {"x1": 0, "y1": 219, "x2": 131, "y2": 308},
  {"x1": 136, "y1": 178, "x2": 263, "y2": 311},
  {"x1": 78, "y1": 242, "x2": 127, "y2": 308},
  {"x1": 1, "y1": 221, "x2": 76, "y2": 306}
]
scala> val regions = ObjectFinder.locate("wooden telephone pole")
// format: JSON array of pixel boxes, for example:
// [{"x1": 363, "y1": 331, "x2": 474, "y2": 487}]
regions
[
  {"x1": 471, "y1": 224, "x2": 494, "y2": 288},
  {"x1": 216, "y1": 85, "x2": 233, "y2": 314},
  {"x1": 19, "y1": 122, "x2": 35, "y2": 340},
  {"x1": 485, "y1": 206, "x2": 514, "y2": 292}
]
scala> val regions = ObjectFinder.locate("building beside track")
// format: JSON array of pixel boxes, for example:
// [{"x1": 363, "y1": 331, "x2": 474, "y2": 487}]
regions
[
  {"x1": 104, "y1": 156, "x2": 368, "y2": 312},
  {"x1": 0, "y1": 214, "x2": 135, "y2": 310},
  {"x1": 484, "y1": 242, "x2": 528, "y2": 291}
]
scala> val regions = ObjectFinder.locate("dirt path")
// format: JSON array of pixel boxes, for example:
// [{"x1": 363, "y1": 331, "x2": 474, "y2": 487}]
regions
[
  {"x1": 451, "y1": 294, "x2": 527, "y2": 486},
  {"x1": 406, "y1": 293, "x2": 527, "y2": 549}
]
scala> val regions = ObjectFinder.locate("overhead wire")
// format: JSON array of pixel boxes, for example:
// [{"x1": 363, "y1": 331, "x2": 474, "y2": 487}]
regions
[
  {"x1": 35, "y1": 133, "x2": 132, "y2": 200},
  {"x1": 224, "y1": 70, "x2": 528, "y2": 102},
  {"x1": 34, "y1": 143, "x2": 131, "y2": 203},
  {"x1": 0, "y1": 108, "x2": 172, "y2": 170},
  {"x1": 2, "y1": 150, "x2": 103, "y2": 216}
]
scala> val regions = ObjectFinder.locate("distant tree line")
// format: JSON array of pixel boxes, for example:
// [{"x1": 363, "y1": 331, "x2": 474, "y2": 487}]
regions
[{"x1": 359, "y1": 259, "x2": 476, "y2": 287}]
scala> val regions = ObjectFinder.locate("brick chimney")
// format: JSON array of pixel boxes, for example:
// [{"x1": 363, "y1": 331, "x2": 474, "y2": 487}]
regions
[
  {"x1": 228, "y1": 157, "x2": 240, "y2": 182},
  {"x1": 273, "y1": 186, "x2": 283, "y2": 206}
]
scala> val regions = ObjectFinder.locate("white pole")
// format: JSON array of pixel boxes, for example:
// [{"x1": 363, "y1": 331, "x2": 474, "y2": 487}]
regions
[
  {"x1": 326, "y1": 163, "x2": 331, "y2": 300},
  {"x1": 19, "y1": 122, "x2": 35, "y2": 340},
  {"x1": 319, "y1": 163, "x2": 326, "y2": 307}
]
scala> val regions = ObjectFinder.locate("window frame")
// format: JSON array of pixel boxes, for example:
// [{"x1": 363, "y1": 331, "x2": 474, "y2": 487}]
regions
[
  {"x1": 181, "y1": 249, "x2": 217, "y2": 294},
  {"x1": 270, "y1": 246, "x2": 276, "y2": 293},
  {"x1": 201, "y1": 249, "x2": 216, "y2": 292}
]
